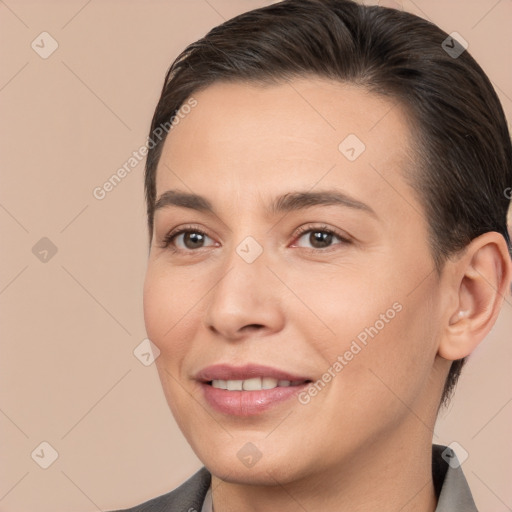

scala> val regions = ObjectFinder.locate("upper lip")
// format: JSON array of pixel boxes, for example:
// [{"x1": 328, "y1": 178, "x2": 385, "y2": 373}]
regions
[{"x1": 196, "y1": 364, "x2": 312, "y2": 383}]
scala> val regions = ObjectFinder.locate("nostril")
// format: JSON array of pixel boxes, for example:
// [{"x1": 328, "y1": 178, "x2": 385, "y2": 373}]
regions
[{"x1": 244, "y1": 324, "x2": 264, "y2": 331}]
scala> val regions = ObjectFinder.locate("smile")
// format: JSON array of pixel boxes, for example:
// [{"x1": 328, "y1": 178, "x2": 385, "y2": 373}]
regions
[
  {"x1": 210, "y1": 377, "x2": 309, "y2": 390},
  {"x1": 196, "y1": 364, "x2": 313, "y2": 416}
]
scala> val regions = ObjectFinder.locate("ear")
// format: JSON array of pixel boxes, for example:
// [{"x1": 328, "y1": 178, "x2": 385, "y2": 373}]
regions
[{"x1": 438, "y1": 232, "x2": 512, "y2": 361}]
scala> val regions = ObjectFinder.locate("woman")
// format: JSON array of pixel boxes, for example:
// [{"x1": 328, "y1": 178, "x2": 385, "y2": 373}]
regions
[{"x1": 112, "y1": 0, "x2": 512, "y2": 510}]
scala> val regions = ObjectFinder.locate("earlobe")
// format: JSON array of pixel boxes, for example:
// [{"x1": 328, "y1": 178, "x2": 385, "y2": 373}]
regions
[{"x1": 438, "y1": 232, "x2": 512, "y2": 361}]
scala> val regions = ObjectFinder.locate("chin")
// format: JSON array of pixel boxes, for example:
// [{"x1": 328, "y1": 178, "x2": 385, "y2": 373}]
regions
[
  {"x1": 206, "y1": 460, "x2": 300, "y2": 486},
  {"x1": 197, "y1": 445, "x2": 312, "y2": 487}
]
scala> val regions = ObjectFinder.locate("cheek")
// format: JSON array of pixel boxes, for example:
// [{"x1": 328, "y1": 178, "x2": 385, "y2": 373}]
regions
[
  {"x1": 143, "y1": 267, "x2": 204, "y2": 431},
  {"x1": 143, "y1": 264, "x2": 201, "y2": 358},
  {"x1": 306, "y1": 265, "x2": 438, "y2": 403},
  {"x1": 289, "y1": 265, "x2": 402, "y2": 352},
  {"x1": 340, "y1": 293, "x2": 437, "y2": 413}
]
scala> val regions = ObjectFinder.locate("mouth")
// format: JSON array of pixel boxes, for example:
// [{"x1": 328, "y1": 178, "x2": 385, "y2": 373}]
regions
[
  {"x1": 196, "y1": 364, "x2": 313, "y2": 416},
  {"x1": 196, "y1": 363, "x2": 312, "y2": 388}
]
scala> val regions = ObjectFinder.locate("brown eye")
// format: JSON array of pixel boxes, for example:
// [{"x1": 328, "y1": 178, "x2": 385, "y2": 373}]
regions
[
  {"x1": 306, "y1": 231, "x2": 335, "y2": 249},
  {"x1": 161, "y1": 227, "x2": 216, "y2": 251},
  {"x1": 180, "y1": 231, "x2": 208, "y2": 249},
  {"x1": 293, "y1": 225, "x2": 351, "y2": 252}
]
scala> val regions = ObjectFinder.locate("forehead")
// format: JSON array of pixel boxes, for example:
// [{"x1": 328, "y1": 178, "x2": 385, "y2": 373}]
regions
[{"x1": 156, "y1": 77, "x2": 418, "y2": 218}]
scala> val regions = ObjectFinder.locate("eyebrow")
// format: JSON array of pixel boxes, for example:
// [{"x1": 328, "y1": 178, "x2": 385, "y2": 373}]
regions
[{"x1": 154, "y1": 189, "x2": 377, "y2": 218}]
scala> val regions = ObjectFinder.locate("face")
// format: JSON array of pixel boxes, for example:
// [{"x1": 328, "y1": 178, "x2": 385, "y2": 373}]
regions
[{"x1": 143, "y1": 78, "x2": 448, "y2": 485}]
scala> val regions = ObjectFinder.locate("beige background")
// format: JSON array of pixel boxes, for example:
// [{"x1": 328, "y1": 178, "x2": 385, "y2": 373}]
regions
[{"x1": 0, "y1": 0, "x2": 511, "y2": 510}]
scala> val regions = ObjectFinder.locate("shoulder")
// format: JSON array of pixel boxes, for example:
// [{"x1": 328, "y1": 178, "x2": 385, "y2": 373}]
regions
[{"x1": 107, "y1": 466, "x2": 211, "y2": 512}]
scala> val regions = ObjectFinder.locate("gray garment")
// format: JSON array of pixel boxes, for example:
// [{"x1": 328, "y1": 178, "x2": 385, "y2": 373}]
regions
[{"x1": 109, "y1": 444, "x2": 478, "y2": 511}]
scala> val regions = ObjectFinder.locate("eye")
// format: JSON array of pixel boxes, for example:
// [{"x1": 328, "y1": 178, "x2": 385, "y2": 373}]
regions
[
  {"x1": 159, "y1": 223, "x2": 351, "y2": 253},
  {"x1": 160, "y1": 225, "x2": 218, "y2": 251},
  {"x1": 292, "y1": 224, "x2": 351, "y2": 251}
]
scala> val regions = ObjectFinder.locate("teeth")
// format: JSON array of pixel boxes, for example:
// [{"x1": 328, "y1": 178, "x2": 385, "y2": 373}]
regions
[
  {"x1": 210, "y1": 377, "x2": 305, "y2": 391},
  {"x1": 262, "y1": 377, "x2": 278, "y2": 389},
  {"x1": 227, "y1": 380, "x2": 243, "y2": 391},
  {"x1": 243, "y1": 377, "x2": 265, "y2": 390}
]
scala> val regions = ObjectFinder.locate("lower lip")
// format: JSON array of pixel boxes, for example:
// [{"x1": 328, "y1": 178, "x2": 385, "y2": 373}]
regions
[{"x1": 200, "y1": 382, "x2": 309, "y2": 416}]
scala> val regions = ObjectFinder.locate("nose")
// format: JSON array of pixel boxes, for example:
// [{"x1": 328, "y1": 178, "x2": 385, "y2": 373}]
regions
[{"x1": 203, "y1": 248, "x2": 286, "y2": 341}]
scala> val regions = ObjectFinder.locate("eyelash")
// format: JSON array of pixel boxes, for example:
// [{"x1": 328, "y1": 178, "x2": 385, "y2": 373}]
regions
[{"x1": 159, "y1": 223, "x2": 351, "y2": 254}]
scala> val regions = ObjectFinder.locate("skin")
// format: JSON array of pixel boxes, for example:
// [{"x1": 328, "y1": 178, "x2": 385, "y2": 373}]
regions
[{"x1": 143, "y1": 77, "x2": 511, "y2": 512}]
